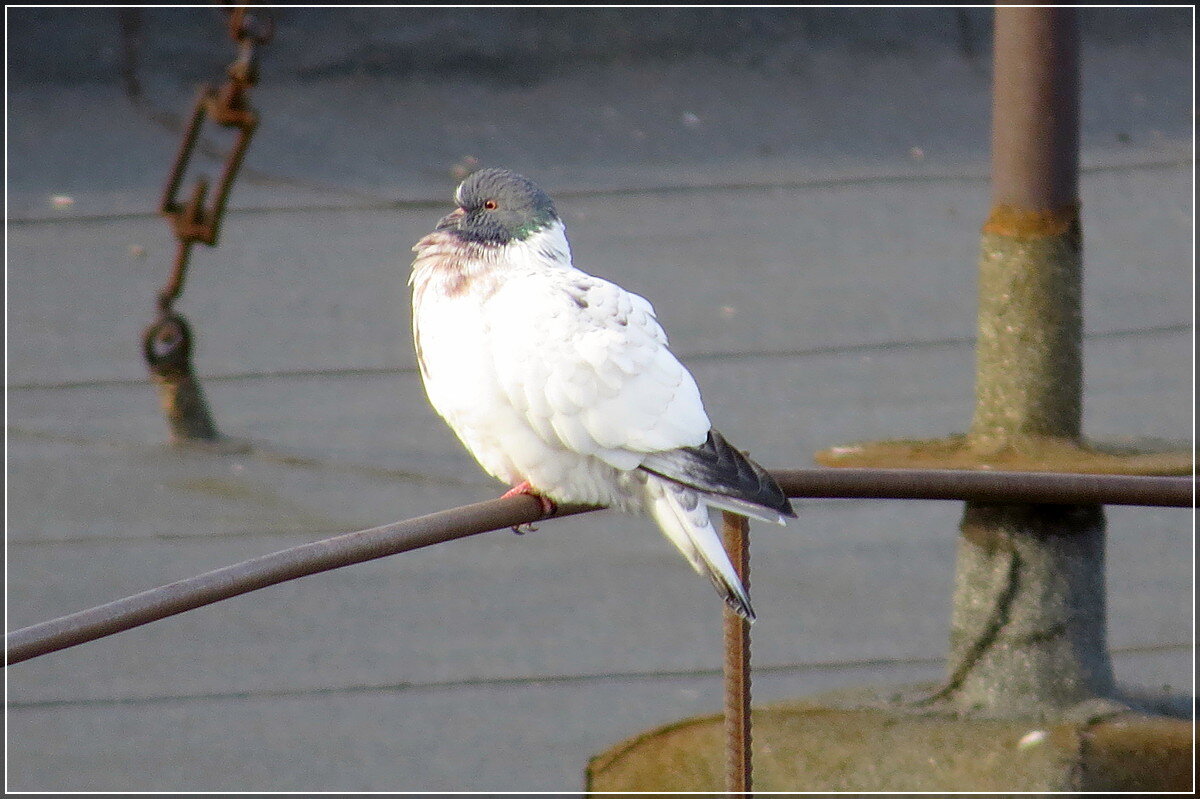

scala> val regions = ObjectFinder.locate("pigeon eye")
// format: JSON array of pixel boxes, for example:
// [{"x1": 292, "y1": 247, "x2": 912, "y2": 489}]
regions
[{"x1": 483, "y1": 199, "x2": 498, "y2": 210}]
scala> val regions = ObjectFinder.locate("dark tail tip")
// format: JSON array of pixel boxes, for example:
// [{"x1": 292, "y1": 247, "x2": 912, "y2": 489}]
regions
[
  {"x1": 727, "y1": 592, "x2": 757, "y2": 623},
  {"x1": 710, "y1": 429, "x2": 796, "y2": 519}
]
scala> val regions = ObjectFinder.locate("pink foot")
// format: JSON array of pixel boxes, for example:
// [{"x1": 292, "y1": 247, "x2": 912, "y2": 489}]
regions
[{"x1": 501, "y1": 481, "x2": 557, "y2": 533}]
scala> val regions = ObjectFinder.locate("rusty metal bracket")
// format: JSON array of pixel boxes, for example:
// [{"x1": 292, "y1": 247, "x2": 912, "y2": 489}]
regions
[
  {"x1": 156, "y1": 5, "x2": 272, "y2": 313},
  {"x1": 144, "y1": 5, "x2": 273, "y2": 443}
]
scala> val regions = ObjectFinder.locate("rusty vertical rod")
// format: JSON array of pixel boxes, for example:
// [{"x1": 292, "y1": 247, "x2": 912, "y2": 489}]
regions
[{"x1": 721, "y1": 511, "x2": 752, "y2": 796}]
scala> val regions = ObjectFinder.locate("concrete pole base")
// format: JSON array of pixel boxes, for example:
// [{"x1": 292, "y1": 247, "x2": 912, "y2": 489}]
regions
[
  {"x1": 584, "y1": 687, "x2": 1192, "y2": 793},
  {"x1": 814, "y1": 434, "x2": 1193, "y2": 475}
]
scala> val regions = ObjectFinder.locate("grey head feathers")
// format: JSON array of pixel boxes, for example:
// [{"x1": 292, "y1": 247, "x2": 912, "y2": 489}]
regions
[{"x1": 440, "y1": 167, "x2": 559, "y2": 245}]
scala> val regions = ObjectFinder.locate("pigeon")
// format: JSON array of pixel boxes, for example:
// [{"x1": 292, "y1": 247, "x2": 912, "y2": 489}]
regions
[{"x1": 410, "y1": 167, "x2": 795, "y2": 621}]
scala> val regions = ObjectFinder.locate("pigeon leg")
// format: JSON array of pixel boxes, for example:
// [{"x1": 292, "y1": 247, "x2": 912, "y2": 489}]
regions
[{"x1": 501, "y1": 481, "x2": 557, "y2": 533}]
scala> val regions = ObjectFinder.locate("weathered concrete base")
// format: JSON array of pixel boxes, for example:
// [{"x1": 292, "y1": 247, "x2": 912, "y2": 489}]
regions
[
  {"x1": 815, "y1": 434, "x2": 1193, "y2": 475},
  {"x1": 585, "y1": 688, "x2": 1193, "y2": 793},
  {"x1": 941, "y1": 502, "x2": 1114, "y2": 715}
]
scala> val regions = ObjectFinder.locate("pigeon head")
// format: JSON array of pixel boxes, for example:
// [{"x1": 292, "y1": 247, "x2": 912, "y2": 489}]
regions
[{"x1": 438, "y1": 168, "x2": 559, "y2": 245}]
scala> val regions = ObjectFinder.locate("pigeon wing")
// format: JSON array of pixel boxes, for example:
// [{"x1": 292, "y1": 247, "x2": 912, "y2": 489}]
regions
[
  {"x1": 483, "y1": 270, "x2": 711, "y2": 470},
  {"x1": 640, "y1": 429, "x2": 797, "y2": 524}
]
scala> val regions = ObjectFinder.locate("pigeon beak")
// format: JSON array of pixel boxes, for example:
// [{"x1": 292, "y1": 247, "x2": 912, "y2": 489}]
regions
[{"x1": 436, "y1": 207, "x2": 466, "y2": 231}]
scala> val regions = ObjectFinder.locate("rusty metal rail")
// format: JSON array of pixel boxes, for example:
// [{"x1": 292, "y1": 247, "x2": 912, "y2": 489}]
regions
[
  {"x1": 157, "y1": 5, "x2": 274, "y2": 294},
  {"x1": 773, "y1": 467, "x2": 1192, "y2": 507},
  {"x1": 5, "y1": 469, "x2": 1191, "y2": 667}
]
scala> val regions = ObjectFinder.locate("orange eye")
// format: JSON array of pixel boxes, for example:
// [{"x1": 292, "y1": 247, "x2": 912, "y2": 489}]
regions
[{"x1": 483, "y1": 199, "x2": 498, "y2": 210}]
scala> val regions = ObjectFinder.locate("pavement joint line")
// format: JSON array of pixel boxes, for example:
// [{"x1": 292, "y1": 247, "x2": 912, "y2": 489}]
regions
[
  {"x1": 0, "y1": 656, "x2": 958, "y2": 711},
  {"x1": 5, "y1": 524, "x2": 402, "y2": 547},
  {"x1": 681, "y1": 322, "x2": 1192, "y2": 364},
  {"x1": 8, "y1": 323, "x2": 1190, "y2": 393},
  {"x1": 7, "y1": 643, "x2": 1189, "y2": 712},
  {"x1": 7, "y1": 154, "x2": 1192, "y2": 227},
  {"x1": 123, "y1": 101, "x2": 396, "y2": 205},
  {"x1": 5, "y1": 426, "x2": 493, "y2": 492},
  {"x1": 8, "y1": 492, "x2": 916, "y2": 549}
]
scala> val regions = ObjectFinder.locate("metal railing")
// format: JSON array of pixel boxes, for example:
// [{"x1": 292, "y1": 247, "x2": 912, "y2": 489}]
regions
[
  {"x1": 7, "y1": 468, "x2": 1190, "y2": 666},
  {"x1": 6, "y1": 466, "x2": 1191, "y2": 796}
]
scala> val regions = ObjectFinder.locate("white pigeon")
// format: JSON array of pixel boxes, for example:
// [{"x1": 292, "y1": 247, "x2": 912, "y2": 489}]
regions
[{"x1": 410, "y1": 167, "x2": 795, "y2": 621}]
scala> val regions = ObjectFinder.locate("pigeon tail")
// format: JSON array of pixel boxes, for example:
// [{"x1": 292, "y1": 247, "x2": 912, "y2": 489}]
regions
[
  {"x1": 645, "y1": 475, "x2": 755, "y2": 622},
  {"x1": 639, "y1": 429, "x2": 796, "y2": 524}
]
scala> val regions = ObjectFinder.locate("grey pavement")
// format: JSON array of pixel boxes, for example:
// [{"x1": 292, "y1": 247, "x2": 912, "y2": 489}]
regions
[{"x1": 5, "y1": 7, "x2": 1194, "y2": 793}]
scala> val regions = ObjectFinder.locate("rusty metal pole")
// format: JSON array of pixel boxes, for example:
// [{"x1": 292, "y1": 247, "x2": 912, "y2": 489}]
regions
[
  {"x1": 938, "y1": 6, "x2": 1117, "y2": 716},
  {"x1": 973, "y1": 5, "x2": 1082, "y2": 449},
  {"x1": 721, "y1": 511, "x2": 752, "y2": 796}
]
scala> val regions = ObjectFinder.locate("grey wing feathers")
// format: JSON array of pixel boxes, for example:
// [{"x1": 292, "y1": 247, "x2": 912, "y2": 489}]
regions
[{"x1": 639, "y1": 429, "x2": 796, "y2": 524}]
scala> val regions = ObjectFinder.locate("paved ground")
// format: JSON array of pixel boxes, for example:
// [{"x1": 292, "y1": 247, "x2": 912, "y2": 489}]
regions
[{"x1": 5, "y1": 7, "x2": 1193, "y2": 793}]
